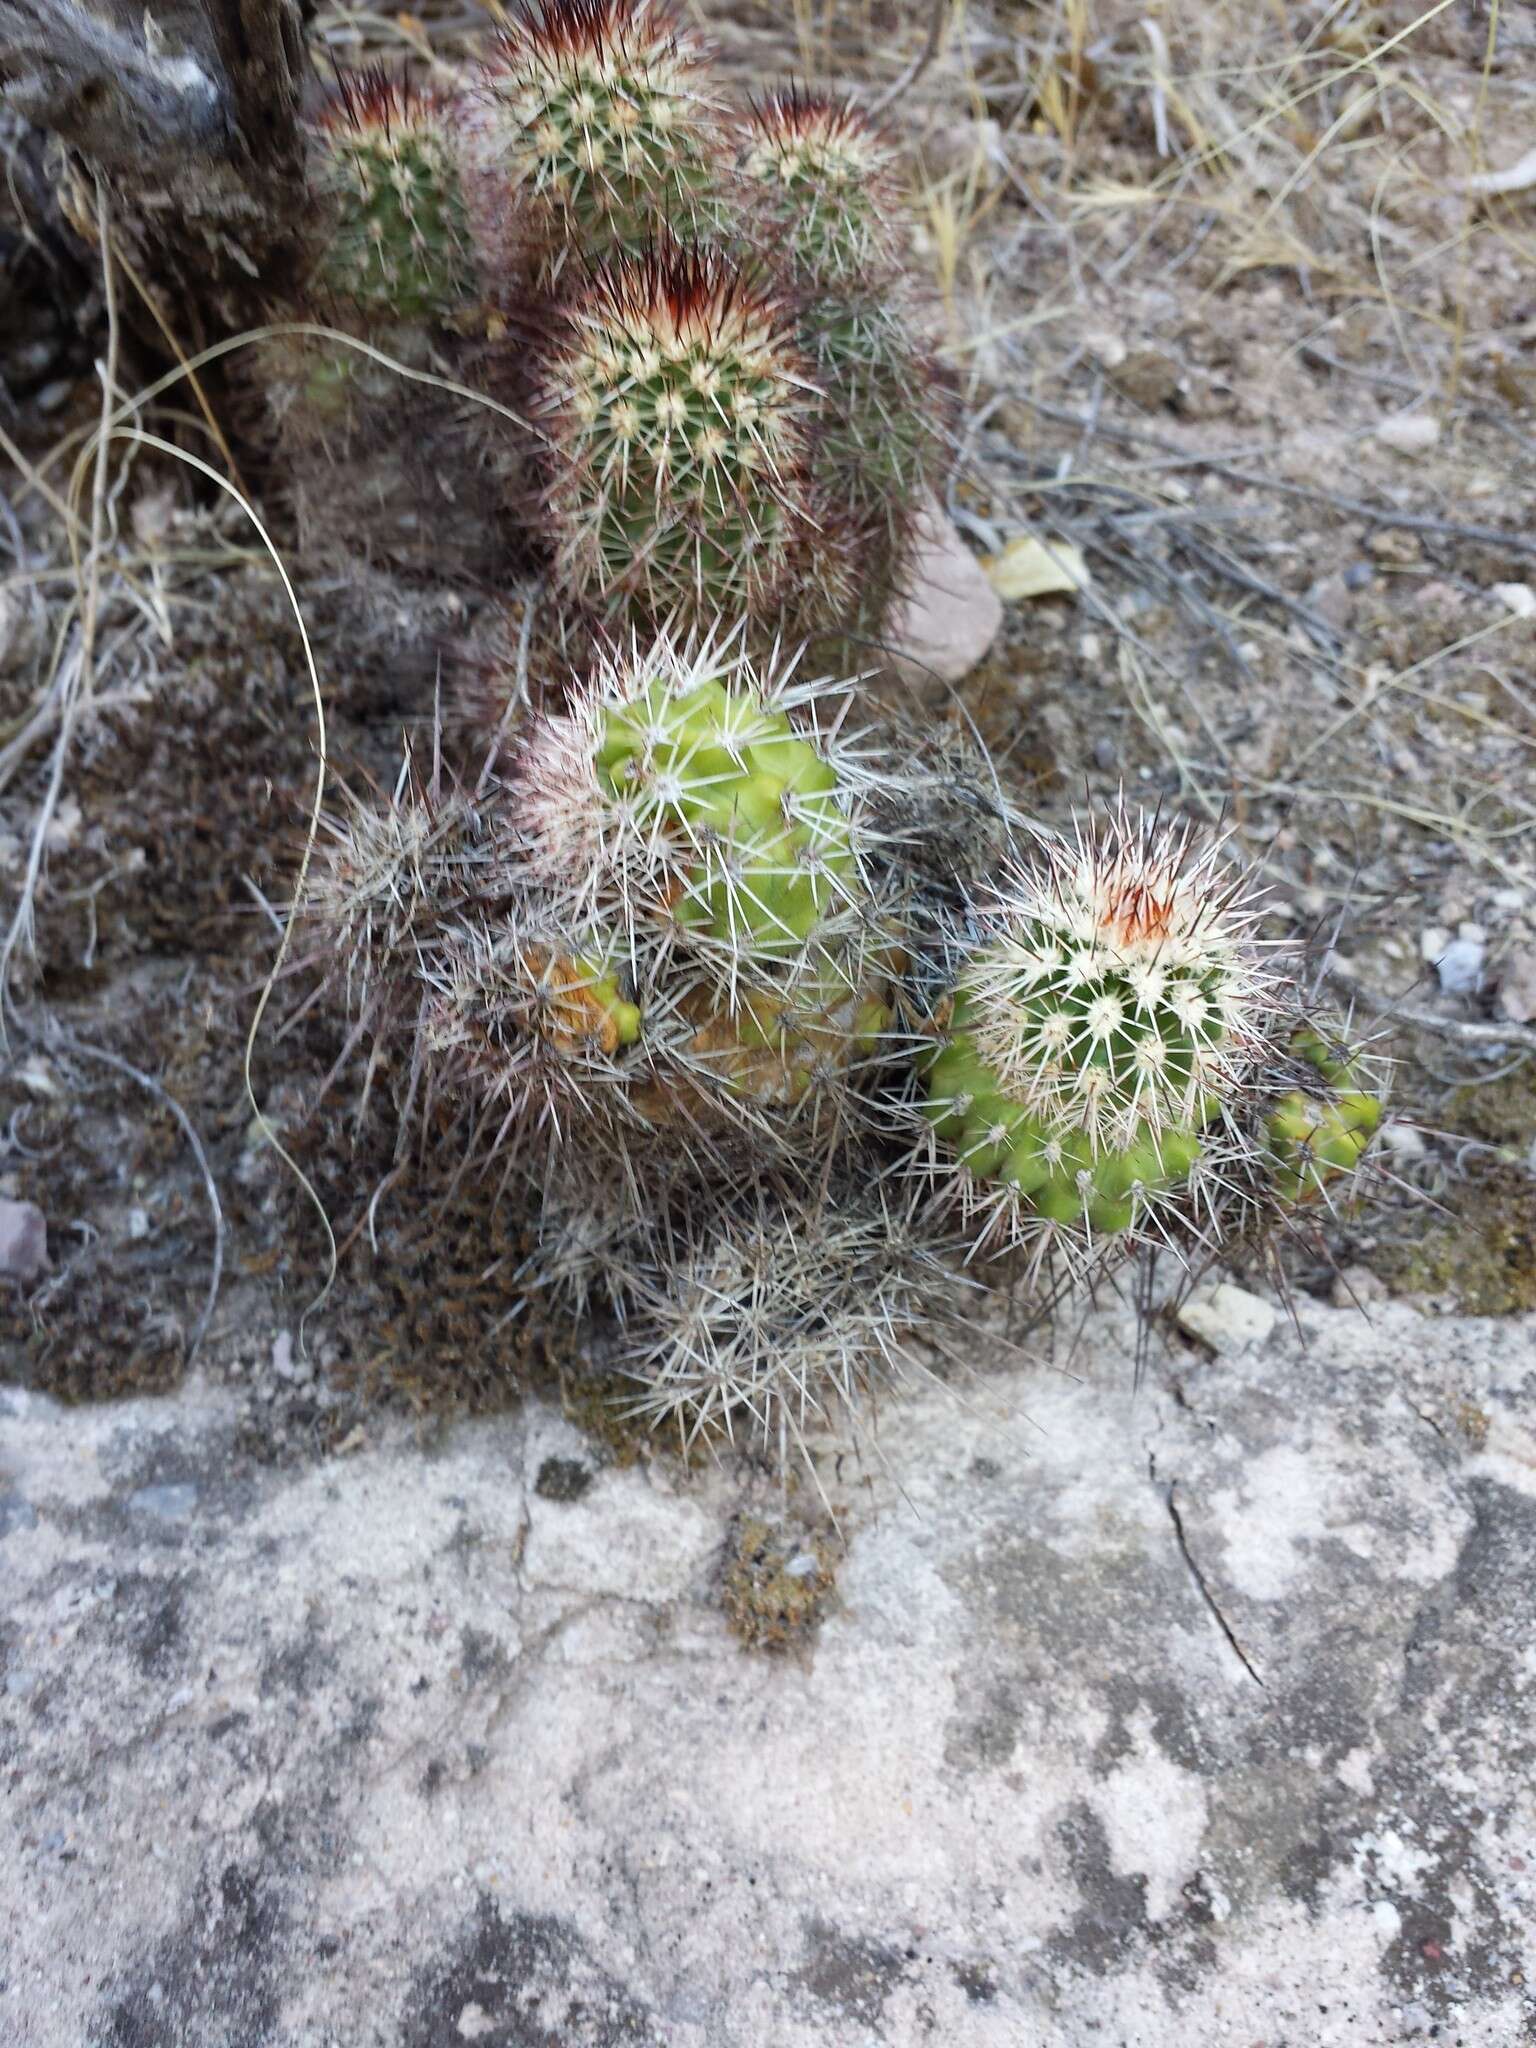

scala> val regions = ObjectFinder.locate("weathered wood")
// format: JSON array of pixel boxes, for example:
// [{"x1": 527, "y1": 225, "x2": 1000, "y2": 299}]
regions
[{"x1": 0, "y1": 0, "x2": 309, "y2": 335}]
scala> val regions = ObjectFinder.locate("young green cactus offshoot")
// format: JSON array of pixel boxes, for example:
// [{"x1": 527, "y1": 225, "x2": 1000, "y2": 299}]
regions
[
  {"x1": 922, "y1": 807, "x2": 1271, "y2": 1251},
  {"x1": 310, "y1": 69, "x2": 477, "y2": 322},
  {"x1": 482, "y1": 0, "x2": 726, "y2": 281},
  {"x1": 1265, "y1": 1026, "x2": 1383, "y2": 1206},
  {"x1": 535, "y1": 248, "x2": 847, "y2": 636}
]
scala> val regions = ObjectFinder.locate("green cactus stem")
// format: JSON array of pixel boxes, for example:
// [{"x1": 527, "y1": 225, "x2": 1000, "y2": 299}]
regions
[
  {"x1": 310, "y1": 70, "x2": 477, "y2": 322},
  {"x1": 535, "y1": 248, "x2": 842, "y2": 634},
  {"x1": 482, "y1": 0, "x2": 726, "y2": 279},
  {"x1": 1265, "y1": 1027, "x2": 1383, "y2": 1205},
  {"x1": 739, "y1": 88, "x2": 905, "y2": 287},
  {"x1": 498, "y1": 632, "x2": 890, "y2": 1130},
  {"x1": 921, "y1": 807, "x2": 1269, "y2": 1242}
]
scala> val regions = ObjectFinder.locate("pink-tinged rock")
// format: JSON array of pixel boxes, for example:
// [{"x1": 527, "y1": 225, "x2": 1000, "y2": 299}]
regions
[
  {"x1": 1497, "y1": 949, "x2": 1536, "y2": 1025},
  {"x1": 886, "y1": 499, "x2": 1004, "y2": 686},
  {"x1": 0, "y1": 1199, "x2": 48, "y2": 1287}
]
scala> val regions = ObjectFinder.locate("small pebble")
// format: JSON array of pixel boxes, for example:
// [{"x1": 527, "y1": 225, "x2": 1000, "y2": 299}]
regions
[
  {"x1": 0, "y1": 1198, "x2": 48, "y2": 1287},
  {"x1": 1374, "y1": 412, "x2": 1440, "y2": 454},
  {"x1": 271, "y1": 1330, "x2": 312, "y2": 1384},
  {"x1": 1497, "y1": 949, "x2": 1536, "y2": 1025},
  {"x1": 1343, "y1": 561, "x2": 1375, "y2": 591},
  {"x1": 1177, "y1": 1284, "x2": 1277, "y2": 1359},
  {"x1": 1331, "y1": 1264, "x2": 1388, "y2": 1311},
  {"x1": 1434, "y1": 936, "x2": 1485, "y2": 995}
]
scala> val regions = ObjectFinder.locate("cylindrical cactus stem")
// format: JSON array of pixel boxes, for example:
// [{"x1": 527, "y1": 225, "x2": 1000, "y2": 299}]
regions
[
  {"x1": 737, "y1": 88, "x2": 942, "y2": 636},
  {"x1": 1264, "y1": 1024, "x2": 1384, "y2": 1206},
  {"x1": 917, "y1": 804, "x2": 1274, "y2": 1258},
  {"x1": 478, "y1": 0, "x2": 730, "y2": 286},
  {"x1": 309, "y1": 69, "x2": 479, "y2": 324},
  {"x1": 801, "y1": 292, "x2": 944, "y2": 630},
  {"x1": 738, "y1": 87, "x2": 907, "y2": 288},
  {"x1": 531, "y1": 247, "x2": 852, "y2": 637},
  {"x1": 267, "y1": 70, "x2": 505, "y2": 574}
]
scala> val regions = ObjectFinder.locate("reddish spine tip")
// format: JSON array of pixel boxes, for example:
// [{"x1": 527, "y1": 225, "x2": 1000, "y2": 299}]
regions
[
  {"x1": 318, "y1": 65, "x2": 426, "y2": 138},
  {"x1": 491, "y1": 0, "x2": 698, "y2": 67}
]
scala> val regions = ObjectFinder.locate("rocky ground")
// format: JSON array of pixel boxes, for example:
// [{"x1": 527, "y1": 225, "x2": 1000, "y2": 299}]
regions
[{"x1": 4, "y1": 1294, "x2": 1534, "y2": 2047}]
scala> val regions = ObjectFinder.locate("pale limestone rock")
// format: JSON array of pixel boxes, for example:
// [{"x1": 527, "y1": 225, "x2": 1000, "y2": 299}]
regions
[{"x1": 2, "y1": 1299, "x2": 1534, "y2": 2045}]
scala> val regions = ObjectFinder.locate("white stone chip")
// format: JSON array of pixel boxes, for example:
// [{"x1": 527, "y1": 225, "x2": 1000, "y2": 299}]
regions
[{"x1": 1177, "y1": 1282, "x2": 1278, "y2": 1358}]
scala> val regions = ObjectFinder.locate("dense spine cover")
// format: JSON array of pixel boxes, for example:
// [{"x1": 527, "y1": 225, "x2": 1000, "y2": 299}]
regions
[{"x1": 283, "y1": 22, "x2": 1386, "y2": 1470}]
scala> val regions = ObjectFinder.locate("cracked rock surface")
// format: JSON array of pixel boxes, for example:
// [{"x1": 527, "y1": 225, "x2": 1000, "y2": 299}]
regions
[{"x1": 2, "y1": 1299, "x2": 1534, "y2": 2046}]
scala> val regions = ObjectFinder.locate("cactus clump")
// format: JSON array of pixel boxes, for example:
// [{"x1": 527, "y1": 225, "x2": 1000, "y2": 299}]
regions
[
  {"x1": 535, "y1": 248, "x2": 845, "y2": 633},
  {"x1": 1265, "y1": 1027, "x2": 1383, "y2": 1206},
  {"x1": 921, "y1": 809, "x2": 1269, "y2": 1245},
  {"x1": 482, "y1": 0, "x2": 725, "y2": 281},
  {"x1": 310, "y1": 70, "x2": 477, "y2": 322},
  {"x1": 272, "y1": 10, "x2": 1399, "y2": 1474}
]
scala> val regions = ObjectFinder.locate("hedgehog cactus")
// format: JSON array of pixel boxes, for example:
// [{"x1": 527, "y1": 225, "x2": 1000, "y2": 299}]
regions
[
  {"x1": 739, "y1": 89, "x2": 938, "y2": 627},
  {"x1": 616, "y1": 1187, "x2": 955, "y2": 1464},
  {"x1": 921, "y1": 808, "x2": 1270, "y2": 1244},
  {"x1": 740, "y1": 88, "x2": 905, "y2": 287},
  {"x1": 535, "y1": 248, "x2": 848, "y2": 635},
  {"x1": 1265, "y1": 1026, "x2": 1383, "y2": 1205},
  {"x1": 310, "y1": 70, "x2": 477, "y2": 322},
  {"x1": 482, "y1": 0, "x2": 726, "y2": 281},
  {"x1": 308, "y1": 769, "x2": 480, "y2": 1027}
]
